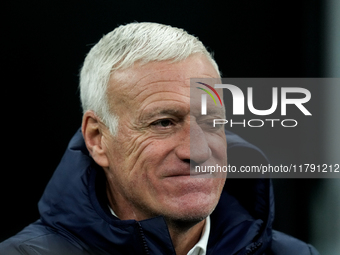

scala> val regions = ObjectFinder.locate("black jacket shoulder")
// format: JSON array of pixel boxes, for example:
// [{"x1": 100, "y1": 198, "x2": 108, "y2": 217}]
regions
[
  {"x1": 268, "y1": 230, "x2": 320, "y2": 255},
  {"x1": 0, "y1": 220, "x2": 90, "y2": 255}
]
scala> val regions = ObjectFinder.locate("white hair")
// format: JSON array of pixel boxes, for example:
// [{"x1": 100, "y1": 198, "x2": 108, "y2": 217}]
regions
[{"x1": 80, "y1": 22, "x2": 219, "y2": 135}]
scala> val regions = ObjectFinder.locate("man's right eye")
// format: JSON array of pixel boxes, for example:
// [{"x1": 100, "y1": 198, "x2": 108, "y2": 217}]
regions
[{"x1": 151, "y1": 119, "x2": 174, "y2": 128}]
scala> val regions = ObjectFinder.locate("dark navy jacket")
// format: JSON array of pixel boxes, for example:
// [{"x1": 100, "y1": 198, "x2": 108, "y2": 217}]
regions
[{"x1": 0, "y1": 129, "x2": 320, "y2": 255}]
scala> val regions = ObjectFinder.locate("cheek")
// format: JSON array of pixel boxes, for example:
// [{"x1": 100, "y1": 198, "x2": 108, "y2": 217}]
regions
[
  {"x1": 135, "y1": 139, "x2": 174, "y2": 174},
  {"x1": 108, "y1": 135, "x2": 174, "y2": 190},
  {"x1": 107, "y1": 130, "x2": 151, "y2": 171},
  {"x1": 128, "y1": 139, "x2": 177, "y2": 197}
]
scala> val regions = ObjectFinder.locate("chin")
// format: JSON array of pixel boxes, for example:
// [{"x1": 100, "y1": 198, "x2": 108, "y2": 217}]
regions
[
  {"x1": 161, "y1": 194, "x2": 217, "y2": 224},
  {"x1": 150, "y1": 180, "x2": 224, "y2": 224},
  {"x1": 162, "y1": 204, "x2": 214, "y2": 232}
]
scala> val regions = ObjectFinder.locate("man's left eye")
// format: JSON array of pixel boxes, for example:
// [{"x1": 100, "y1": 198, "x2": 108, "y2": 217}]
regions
[{"x1": 152, "y1": 119, "x2": 173, "y2": 127}]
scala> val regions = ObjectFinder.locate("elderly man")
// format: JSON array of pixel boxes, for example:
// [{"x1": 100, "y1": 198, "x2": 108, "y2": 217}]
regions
[{"x1": 0, "y1": 22, "x2": 319, "y2": 255}]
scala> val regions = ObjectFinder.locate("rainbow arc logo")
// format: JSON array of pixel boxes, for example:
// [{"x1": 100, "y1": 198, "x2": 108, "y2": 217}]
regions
[{"x1": 196, "y1": 82, "x2": 222, "y2": 115}]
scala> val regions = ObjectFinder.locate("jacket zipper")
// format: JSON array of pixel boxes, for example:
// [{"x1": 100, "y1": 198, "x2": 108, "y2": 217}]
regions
[
  {"x1": 244, "y1": 241, "x2": 263, "y2": 255},
  {"x1": 137, "y1": 222, "x2": 150, "y2": 255}
]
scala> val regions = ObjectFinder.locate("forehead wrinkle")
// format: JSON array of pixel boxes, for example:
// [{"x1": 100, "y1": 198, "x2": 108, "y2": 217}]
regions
[
  {"x1": 183, "y1": 74, "x2": 221, "y2": 81},
  {"x1": 107, "y1": 77, "x2": 186, "y2": 108},
  {"x1": 136, "y1": 93, "x2": 189, "y2": 114},
  {"x1": 135, "y1": 67, "x2": 188, "y2": 83},
  {"x1": 142, "y1": 97, "x2": 190, "y2": 105},
  {"x1": 112, "y1": 67, "x2": 187, "y2": 95},
  {"x1": 137, "y1": 79, "x2": 187, "y2": 87},
  {"x1": 130, "y1": 84, "x2": 189, "y2": 103}
]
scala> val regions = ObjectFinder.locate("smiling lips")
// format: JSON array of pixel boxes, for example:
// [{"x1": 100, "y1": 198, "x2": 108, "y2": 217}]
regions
[{"x1": 162, "y1": 167, "x2": 211, "y2": 178}]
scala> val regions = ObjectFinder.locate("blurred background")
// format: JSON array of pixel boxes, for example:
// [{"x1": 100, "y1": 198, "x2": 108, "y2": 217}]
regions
[{"x1": 1, "y1": 1, "x2": 339, "y2": 254}]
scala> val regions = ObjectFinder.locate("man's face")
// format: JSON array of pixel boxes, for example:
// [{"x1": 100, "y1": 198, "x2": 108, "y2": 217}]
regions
[{"x1": 102, "y1": 54, "x2": 227, "y2": 222}]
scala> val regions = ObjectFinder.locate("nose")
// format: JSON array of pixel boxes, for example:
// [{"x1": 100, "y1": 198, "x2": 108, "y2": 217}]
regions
[{"x1": 175, "y1": 120, "x2": 211, "y2": 164}]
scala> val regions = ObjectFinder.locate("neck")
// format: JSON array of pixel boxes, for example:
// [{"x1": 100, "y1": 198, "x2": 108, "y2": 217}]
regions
[{"x1": 167, "y1": 219, "x2": 205, "y2": 255}]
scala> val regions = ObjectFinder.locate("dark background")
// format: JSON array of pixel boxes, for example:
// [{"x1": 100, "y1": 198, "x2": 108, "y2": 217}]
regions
[{"x1": 2, "y1": 0, "x2": 327, "y2": 247}]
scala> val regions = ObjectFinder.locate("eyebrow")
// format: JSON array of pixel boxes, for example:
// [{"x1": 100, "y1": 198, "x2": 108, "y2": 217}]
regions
[
  {"x1": 190, "y1": 104, "x2": 225, "y2": 117},
  {"x1": 206, "y1": 107, "x2": 226, "y2": 116},
  {"x1": 142, "y1": 108, "x2": 187, "y2": 120}
]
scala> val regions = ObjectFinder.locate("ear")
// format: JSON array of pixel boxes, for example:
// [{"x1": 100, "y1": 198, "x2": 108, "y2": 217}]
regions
[{"x1": 82, "y1": 111, "x2": 110, "y2": 168}]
